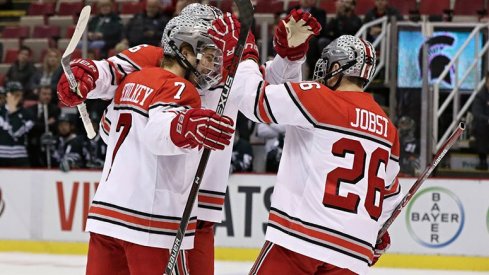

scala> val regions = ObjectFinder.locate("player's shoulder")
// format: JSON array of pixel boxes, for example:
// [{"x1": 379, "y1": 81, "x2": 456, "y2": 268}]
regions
[{"x1": 116, "y1": 44, "x2": 163, "y2": 69}]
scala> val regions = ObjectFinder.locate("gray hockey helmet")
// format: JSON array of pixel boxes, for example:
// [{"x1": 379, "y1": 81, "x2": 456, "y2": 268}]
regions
[
  {"x1": 161, "y1": 12, "x2": 223, "y2": 90},
  {"x1": 313, "y1": 35, "x2": 376, "y2": 89},
  {"x1": 180, "y1": 3, "x2": 223, "y2": 21}
]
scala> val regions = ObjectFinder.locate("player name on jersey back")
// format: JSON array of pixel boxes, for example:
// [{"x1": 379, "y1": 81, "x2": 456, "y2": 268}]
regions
[{"x1": 350, "y1": 107, "x2": 389, "y2": 138}]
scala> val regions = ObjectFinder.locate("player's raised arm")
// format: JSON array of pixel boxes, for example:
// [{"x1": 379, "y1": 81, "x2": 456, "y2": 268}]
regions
[
  {"x1": 56, "y1": 45, "x2": 163, "y2": 107},
  {"x1": 264, "y1": 9, "x2": 321, "y2": 84}
]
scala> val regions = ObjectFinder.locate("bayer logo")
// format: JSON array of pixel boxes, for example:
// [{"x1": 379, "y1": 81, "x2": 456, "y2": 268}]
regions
[{"x1": 405, "y1": 187, "x2": 465, "y2": 248}]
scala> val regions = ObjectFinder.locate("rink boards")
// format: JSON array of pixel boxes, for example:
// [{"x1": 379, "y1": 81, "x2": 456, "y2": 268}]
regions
[{"x1": 0, "y1": 169, "x2": 488, "y2": 270}]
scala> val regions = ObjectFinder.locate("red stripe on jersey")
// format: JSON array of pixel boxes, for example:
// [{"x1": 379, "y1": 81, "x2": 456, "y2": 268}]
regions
[
  {"x1": 198, "y1": 194, "x2": 225, "y2": 206},
  {"x1": 107, "y1": 59, "x2": 122, "y2": 85},
  {"x1": 257, "y1": 81, "x2": 272, "y2": 124},
  {"x1": 359, "y1": 39, "x2": 373, "y2": 79},
  {"x1": 89, "y1": 206, "x2": 197, "y2": 232},
  {"x1": 269, "y1": 212, "x2": 374, "y2": 261},
  {"x1": 101, "y1": 114, "x2": 110, "y2": 134},
  {"x1": 385, "y1": 178, "x2": 400, "y2": 197}
]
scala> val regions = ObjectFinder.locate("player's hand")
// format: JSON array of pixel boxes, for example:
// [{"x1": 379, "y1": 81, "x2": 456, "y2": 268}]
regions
[
  {"x1": 57, "y1": 59, "x2": 98, "y2": 107},
  {"x1": 208, "y1": 13, "x2": 259, "y2": 80},
  {"x1": 372, "y1": 231, "x2": 391, "y2": 265},
  {"x1": 170, "y1": 109, "x2": 235, "y2": 151},
  {"x1": 274, "y1": 9, "x2": 321, "y2": 61}
]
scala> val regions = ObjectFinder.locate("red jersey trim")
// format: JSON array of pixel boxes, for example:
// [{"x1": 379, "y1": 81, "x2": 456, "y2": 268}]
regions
[
  {"x1": 268, "y1": 208, "x2": 374, "y2": 265},
  {"x1": 197, "y1": 189, "x2": 226, "y2": 211},
  {"x1": 385, "y1": 178, "x2": 401, "y2": 198},
  {"x1": 88, "y1": 201, "x2": 197, "y2": 236}
]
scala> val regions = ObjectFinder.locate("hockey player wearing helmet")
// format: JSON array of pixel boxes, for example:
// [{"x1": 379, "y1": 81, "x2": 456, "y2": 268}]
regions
[
  {"x1": 78, "y1": 12, "x2": 237, "y2": 275},
  {"x1": 57, "y1": 4, "x2": 320, "y2": 274},
  {"x1": 209, "y1": 12, "x2": 403, "y2": 273}
]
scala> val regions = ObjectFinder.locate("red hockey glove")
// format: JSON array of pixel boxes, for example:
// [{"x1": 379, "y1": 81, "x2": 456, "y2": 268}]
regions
[
  {"x1": 57, "y1": 59, "x2": 98, "y2": 107},
  {"x1": 170, "y1": 108, "x2": 235, "y2": 151},
  {"x1": 274, "y1": 9, "x2": 322, "y2": 61},
  {"x1": 372, "y1": 231, "x2": 391, "y2": 265},
  {"x1": 208, "y1": 13, "x2": 259, "y2": 80}
]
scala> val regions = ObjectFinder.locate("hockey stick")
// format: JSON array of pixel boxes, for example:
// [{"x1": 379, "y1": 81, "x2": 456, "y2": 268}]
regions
[
  {"x1": 60, "y1": 5, "x2": 96, "y2": 139},
  {"x1": 164, "y1": 1, "x2": 254, "y2": 274},
  {"x1": 378, "y1": 122, "x2": 465, "y2": 239}
]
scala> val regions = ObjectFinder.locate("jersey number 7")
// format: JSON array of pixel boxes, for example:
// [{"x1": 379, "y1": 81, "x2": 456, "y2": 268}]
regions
[{"x1": 323, "y1": 137, "x2": 389, "y2": 221}]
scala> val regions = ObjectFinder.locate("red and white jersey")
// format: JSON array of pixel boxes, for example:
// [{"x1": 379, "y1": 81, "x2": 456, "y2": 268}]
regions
[
  {"x1": 90, "y1": 44, "x2": 304, "y2": 222},
  {"x1": 86, "y1": 67, "x2": 203, "y2": 250},
  {"x1": 234, "y1": 60, "x2": 403, "y2": 275}
]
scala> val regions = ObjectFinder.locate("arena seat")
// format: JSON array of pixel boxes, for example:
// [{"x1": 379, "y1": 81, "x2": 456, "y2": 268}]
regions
[
  {"x1": 120, "y1": 2, "x2": 145, "y2": 14},
  {"x1": 390, "y1": 0, "x2": 417, "y2": 16},
  {"x1": 1, "y1": 26, "x2": 29, "y2": 39},
  {"x1": 356, "y1": 0, "x2": 374, "y2": 15},
  {"x1": 19, "y1": 15, "x2": 46, "y2": 35},
  {"x1": 0, "y1": 38, "x2": 20, "y2": 61},
  {"x1": 58, "y1": 2, "x2": 84, "y2": 16},
  {"x1": 32, "y1": 25, "x2": 61, "y2": 39},
  {"x1": 28, "y1": 2, "x2": 55, "y2": 16},
  {"x1": 419, "y1": 0, "x2": 450, "y2": 15},
  {"x1": 48, "y1": 16, "x2": 74, "y2": 38},
  {"x1": 454, "y1": 0, "x2": 484, "y2": 15},
  {"x1": 4, "y1": 49, "x2": 18, "y2": 64}
]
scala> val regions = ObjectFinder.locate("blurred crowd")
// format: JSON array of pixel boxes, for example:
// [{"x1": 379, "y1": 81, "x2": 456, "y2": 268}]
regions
[{"x1": 0, "y1": 0, "x2": 487, "y2": 174}]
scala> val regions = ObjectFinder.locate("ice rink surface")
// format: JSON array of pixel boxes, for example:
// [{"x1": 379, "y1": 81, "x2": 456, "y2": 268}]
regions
[{"x1": 0, "y1": 253, "x2": 488, "y2": 275}]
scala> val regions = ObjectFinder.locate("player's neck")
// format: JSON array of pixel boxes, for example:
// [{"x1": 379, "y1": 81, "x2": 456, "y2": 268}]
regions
[
  {"x1": 163, "y1": 63, "x2": 186, "y2": 78},
  {"x1": 336, "y1": 82, "x2": 363, "y2": 92}
]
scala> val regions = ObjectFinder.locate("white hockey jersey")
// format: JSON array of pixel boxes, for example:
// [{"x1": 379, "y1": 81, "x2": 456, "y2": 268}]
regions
[
  {"x1": 90, "y1": 44, "x2": 304, "y2": 222},
  {"x1": 85, "y1": 67, "x2": 203, "y2": 249},
  {"x1": 233, "y1": 60, "x2": 403, "y2": 275}
]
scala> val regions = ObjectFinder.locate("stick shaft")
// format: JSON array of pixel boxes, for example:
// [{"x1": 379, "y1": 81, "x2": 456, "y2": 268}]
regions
[{"x1": 378, "y1": 122, "x2": 465, "y2": 239}]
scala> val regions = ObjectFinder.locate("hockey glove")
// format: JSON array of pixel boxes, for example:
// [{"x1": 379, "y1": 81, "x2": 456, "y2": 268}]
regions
[
  {"x1": 170, "y1": 108, "x2": 235, "y2": 151},
  {"x1": 274, "y1": 9, "x2": 322, "y2": 61},
  {"x1": 208, "y1": 13, "x2": 259, "y2": 80},
  {"x1": 372, "y1": 231, "x2": 391, "y2": 265},
  {"x1": 57, "y1": 59, "x2": 98, "y2": 107}
]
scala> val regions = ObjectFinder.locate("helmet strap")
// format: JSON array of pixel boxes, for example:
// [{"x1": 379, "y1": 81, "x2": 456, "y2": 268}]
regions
[
  {"x1": 168, "y1": 41, "x2": 204, "y2": 88},
  {"x1": 324, "y1": 60, "x2": 357, "y2": 91}
]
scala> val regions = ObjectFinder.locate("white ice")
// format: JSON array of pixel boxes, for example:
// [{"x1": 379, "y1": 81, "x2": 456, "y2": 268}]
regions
[{"x1": 0, "y1": 253, "x2": 487, "y2": 275}]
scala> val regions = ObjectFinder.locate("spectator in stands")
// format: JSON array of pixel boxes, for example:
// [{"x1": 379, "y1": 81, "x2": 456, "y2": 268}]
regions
[
  {"x1": 325, "y1": 0, "x2": 362, "y2": 41},
  {"x1": 124, "y1": 0, "x2": 170, "y2": 47},
  {"x1": 5, "y1": 46, "x2": 38, "y2": 99},
  {"x1": 288, "y1": 0, "x2": 327, "y2": 79},
  {"x1": 0, "y1": 87, "x2": 5, "y2": 107},
  {"x1": 230, "y1": 131, "x2": 254, "y2": 173},
  {"x1": 471, "y1": 73, "x2": 489, "y2": 170},
  {"x1": 364, "y1": 0, "x2": 402, "y2": 42},
  {"x1": 26, "y1": 79, "x2": 60, "y2": 167},
  {"x1": 33, "y1": 48, "x2": 61, "y2": 101},
  {"x1": 0, "y1": 81, "x2": 34, "y2": 167},
  {"x1": 52, "y1": 114, "x2": 87, "y2": 172},
  {"x1": 256, "y1": 124, "x2": 285, "y2": 173},
  {"x1": 83, "y1": 112, "x2": 107, "y2": 169},
  {"x1": 87, "y1": 0, "x2": 123, "y2": 58}
]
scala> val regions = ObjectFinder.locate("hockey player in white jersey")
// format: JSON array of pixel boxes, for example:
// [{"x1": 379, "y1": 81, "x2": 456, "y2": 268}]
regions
[
  {"x1": 56, "y1": 5, "x2": 322, "y2": 274},
  {"x1": 58, "y1": 13, "x2": 237, "y2": 275},
  {"x1": 208, "y1": 15, "x2": 402, "y2": 275}
]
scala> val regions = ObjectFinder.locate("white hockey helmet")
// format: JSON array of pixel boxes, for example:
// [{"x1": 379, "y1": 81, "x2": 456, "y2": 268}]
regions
[
  {"x1": 313, "y1": 35, "x2": 376, "y2": 90},
  {"x1": 180, "y1": 3, "x2": 223, "y2": 21},
  {"x1": 161, "y1": 13, "x2": 223, "y2": 89}
]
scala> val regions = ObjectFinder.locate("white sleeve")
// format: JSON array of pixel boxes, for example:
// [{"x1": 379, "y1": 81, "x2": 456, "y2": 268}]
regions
[
  {"x1": 86, "y1": 60, "x2": 118, "y2": 100},
  {"x1": 142, "y1": 106, "x2": 192, "y2": 155},
  {"x1": 86, "y1": 54, "x2": 142, "y2": 100},
  {"x1": 379, "y1": 142, "x2": 403, "y2": 227},
  {"x1": 264, "y1": 55, "x2": 304, "y2": 84},
  {"x1": 234, "y1": 60, "x2": 312, "y2": 127}
]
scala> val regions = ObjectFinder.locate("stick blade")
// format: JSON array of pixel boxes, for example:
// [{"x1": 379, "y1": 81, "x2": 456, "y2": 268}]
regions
[{"x1": 62, "y1": 5, "x2": 91, "y2": 59}]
